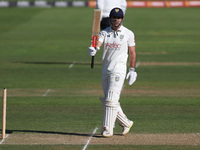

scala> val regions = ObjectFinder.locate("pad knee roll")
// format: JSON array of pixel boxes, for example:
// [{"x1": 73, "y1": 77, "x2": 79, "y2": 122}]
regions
[{"x1": 105, "y1": 100, "x2": 119, "y2": 108}]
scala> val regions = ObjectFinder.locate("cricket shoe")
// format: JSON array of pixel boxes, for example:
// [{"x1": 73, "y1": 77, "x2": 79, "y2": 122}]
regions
[
  {"x1": 102, "y1": 126, "x2": 113, "y2": 138},
  {"x1": 122, "y1": 121, "x2": 134, "y2": 136}
]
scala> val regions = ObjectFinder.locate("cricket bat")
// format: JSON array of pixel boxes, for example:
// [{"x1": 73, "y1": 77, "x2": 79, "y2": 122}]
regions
[{"x1": 90, "y1": 9, "x2": 101, "y2": 68}]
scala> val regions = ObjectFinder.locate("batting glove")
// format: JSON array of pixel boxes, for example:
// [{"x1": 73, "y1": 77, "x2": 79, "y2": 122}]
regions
[
  {"x1": 126, "y1": 68, "x2": 137, "y2": 85},
  {"x1": 88, "y1": 47, "x2": 100, "y2": 56}
]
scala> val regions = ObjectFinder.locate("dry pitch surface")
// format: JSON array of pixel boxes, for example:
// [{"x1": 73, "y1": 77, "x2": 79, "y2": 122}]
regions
[{"x1": 1, "y1": 133, "x2": 200, "y2": 145}]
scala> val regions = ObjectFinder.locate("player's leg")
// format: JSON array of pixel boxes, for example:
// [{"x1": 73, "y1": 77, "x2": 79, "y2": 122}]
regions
[
  {"x1": 101, "y1": 74, "x2": 133, "y2": 136},
  {"x1": 116, "y1": 103, "x2": 134, "y2": 135},
  {"x1": 100, "y1": 97, "x2": 133, "y2": 135},
  {"x1": 101, "y1": 74, "x2": 125, "y2": 137},
  {"x1": 101, "y1": 74, "x2": 108, "y2": 134},
  {"x1": 102, "y1": 97, "x2": 118, "y2": 137},
  {"x1": 112, "y1": 74, "x2": 133, "y2": 135}
]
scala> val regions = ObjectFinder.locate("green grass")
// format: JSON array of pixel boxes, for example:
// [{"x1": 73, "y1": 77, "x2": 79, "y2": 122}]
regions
[
  {"x1": 0, "y1": 96, "x2": 199, "y2": 134},
  {"x1": 0, "y1": 7, "x2": 200, "y2": 150}
]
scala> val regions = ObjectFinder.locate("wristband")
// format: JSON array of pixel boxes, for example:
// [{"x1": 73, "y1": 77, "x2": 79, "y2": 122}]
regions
[{"x1": 129, "y1": 68, "x2": 135, "y2": 72}]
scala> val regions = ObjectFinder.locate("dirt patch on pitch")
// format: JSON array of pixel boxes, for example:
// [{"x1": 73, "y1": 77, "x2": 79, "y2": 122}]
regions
[
  {"x1": 138, "y1": 62, "x2": 200, "y2": 66},
  {"x1": 121, "y1": 88, "x2": 200, "y2": 97},
  {"x1": 2, "y1": 133, "x2": 200, "y2": 145},
  {"x1": 2, "y1": 88, "x2": 200, "y2": 98}
]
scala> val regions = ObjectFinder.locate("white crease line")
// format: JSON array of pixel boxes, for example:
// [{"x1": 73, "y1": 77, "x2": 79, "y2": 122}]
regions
[
  {"x1": 43, "y1": 89, "x2": 51, "y2": 96},
  {"x1": 69, "y1": 64, "x2": 74, "y2": 68},
  {"x1": 82, "y1": 127, "x2": 98, "y2": 150},
  {"x1": 136, "y1": 61, "x2": 140, "y2": 68},
  {"x1": 0, "y1": 134, "x2": 9, "y2": 145},
  {"x1": 69, "y1": 61, "x2": 76, "y2": 68}
]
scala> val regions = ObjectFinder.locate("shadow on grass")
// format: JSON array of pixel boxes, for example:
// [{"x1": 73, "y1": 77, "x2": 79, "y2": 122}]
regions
[
  {"x1": 14, "y1": 61, "x2": 101, "y2": 65},
  {"x1": 6, "y1": 130, "x2": 91, "y2": 137}
]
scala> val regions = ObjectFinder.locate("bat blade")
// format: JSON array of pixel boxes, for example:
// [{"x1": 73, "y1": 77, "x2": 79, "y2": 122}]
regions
[{"x1": 90, "y1": 9, "x2": 101, "y2": 68}]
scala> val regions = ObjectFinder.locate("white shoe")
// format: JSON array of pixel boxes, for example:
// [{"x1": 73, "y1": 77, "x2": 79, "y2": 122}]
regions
[
  {"x1": 122, "y1": 121, "x2": 133, "y2": 136},
  {"x1": 102, "y1": 126, "x2": 113, "y2": 138}
]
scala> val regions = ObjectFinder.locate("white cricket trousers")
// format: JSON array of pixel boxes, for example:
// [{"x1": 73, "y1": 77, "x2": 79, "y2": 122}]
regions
[
  {"x1": 102, "y1": 73, "x2": 125, "y2": 101},
  {"x1": 101, "y1": 73, "x2": 126, "y2": 134}
]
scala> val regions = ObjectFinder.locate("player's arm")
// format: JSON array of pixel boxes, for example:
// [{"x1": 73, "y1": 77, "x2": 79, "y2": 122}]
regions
[
  {"x1": 126, "y1": 46, "x2": 137, "y2": 85},
  {"x1": 97, "y1": 41, "x2": 103, "y2": 49},
  {"x1": 88, "y1": 41, "x2": 102, "y2": 56},
  {"x1": 88, "y1": 27, "x2": 104, "y2": 57},
  {"x1": 128, "y1": 46, "x2": 136, "y2": 68}
]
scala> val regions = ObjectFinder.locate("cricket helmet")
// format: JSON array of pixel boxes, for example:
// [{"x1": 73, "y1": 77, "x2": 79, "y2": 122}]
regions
[{"x1": 109, "y1": 8, "x2": 124, "y2": 18}]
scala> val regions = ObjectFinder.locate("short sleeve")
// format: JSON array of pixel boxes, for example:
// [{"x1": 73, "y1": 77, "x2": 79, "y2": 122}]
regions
[
  {"x1": 98, "y1": 31, "x2": 105, "y2": 43},
  {"x1": 128, "y1": 31, "x2": 136, "y2": 47}
]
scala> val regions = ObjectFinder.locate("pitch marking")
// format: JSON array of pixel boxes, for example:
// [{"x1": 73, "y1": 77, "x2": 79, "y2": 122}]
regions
[
  {"x1": 82, "y1": 127, "x2": 98, "y2": 150},
  {"x1": 0, "y1": 134, "x2": 9, "y2": 145},
  {"x1": 136, "y1": 61, "x2": 140, "y2": 68},
  {"x1": 69, "y1": 61, "x2": 76, "y2": 68},
  {"x1": 69, "y1": 64, "x2": 74, "y2": 68},
  {"x1": 43, "y1": 89, "x2": 51, "y2": 96}
]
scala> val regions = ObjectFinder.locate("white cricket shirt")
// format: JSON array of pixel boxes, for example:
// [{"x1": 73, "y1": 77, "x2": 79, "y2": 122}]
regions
[
  {"x1": 96, "y1": 0, "x2": 127, "y2": 19},
  {"x1": 99, "y1": 25, "x2": 136, "y2": 74}
]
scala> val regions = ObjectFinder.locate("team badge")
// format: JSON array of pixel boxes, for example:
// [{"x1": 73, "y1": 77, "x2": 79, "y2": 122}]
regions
[
  {"x1": 115, "y1": 9, "x2": 119, "y2": 13},
  {"x1": 120, "y1": 35, "x2": 124, "y2": 41},
  {"x1": 115, "y1": 76, "x2": 120, "y2": 82}
]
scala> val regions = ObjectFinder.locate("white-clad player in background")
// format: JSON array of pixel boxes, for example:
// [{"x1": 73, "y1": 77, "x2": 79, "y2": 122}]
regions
[
  {"x1": 88, "y1": 8, "x2": 137, "y2": 137},
  {"x1": 96, "y1": 0, "x2": 127, "y2": 30}
]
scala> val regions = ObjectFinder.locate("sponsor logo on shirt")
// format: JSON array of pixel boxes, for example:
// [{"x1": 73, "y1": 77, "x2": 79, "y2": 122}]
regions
[{"x1": 105, "y1": 42, "x2": 121, "y2": 50}]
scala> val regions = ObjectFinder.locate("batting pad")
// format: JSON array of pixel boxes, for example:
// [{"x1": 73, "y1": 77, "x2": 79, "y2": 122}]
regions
[
  {"x1": 100, "y1": 98, "x2": 132, "y2": 128},
  {"x1": 103, "y1": 100, "x2": 118, "y2": 135},
  {"x1": 116, "y1": 105, "x2": 132, "y2": 128}
]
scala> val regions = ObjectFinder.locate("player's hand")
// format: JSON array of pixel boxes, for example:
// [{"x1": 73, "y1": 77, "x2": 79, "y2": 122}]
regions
[
  {"x1": 88, "y1": 47, "x2": 99, "y2": 56},
  {"x1": 126, "y1": 68, "x2": 137, "y2": 85}
]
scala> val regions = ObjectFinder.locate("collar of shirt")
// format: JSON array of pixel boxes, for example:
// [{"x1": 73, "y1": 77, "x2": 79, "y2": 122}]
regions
[
  {"x1": 110, "y1": 25, "x2": 123, "y2": 32},
  {"x1": 108, "y1": 25, "x2": 123, "y2": 36}
]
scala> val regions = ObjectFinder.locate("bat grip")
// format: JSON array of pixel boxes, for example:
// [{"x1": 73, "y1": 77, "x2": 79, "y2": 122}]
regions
[{"x1": 91, "y1": 56, "x2": 95, "y2": 68}]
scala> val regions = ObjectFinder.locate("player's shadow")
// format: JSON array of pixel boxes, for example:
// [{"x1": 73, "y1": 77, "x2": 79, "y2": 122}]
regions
[
  {"x1": 14, "y1": 61, "x2": 102, "y2": 66},
  {"x1": 6, "y1": 130, "x2": 122, "y2": 138},
  {"x1": 6, "y1": 130, "x2": 91, "y2": 137}
]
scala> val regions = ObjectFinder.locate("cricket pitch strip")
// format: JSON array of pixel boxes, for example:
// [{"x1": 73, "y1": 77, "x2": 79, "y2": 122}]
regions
[{"x1": 1, "y1": 133, "x2": 200, "y2": 145}]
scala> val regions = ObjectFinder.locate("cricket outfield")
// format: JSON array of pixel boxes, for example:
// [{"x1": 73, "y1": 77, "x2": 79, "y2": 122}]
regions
[{"x1": 0, "y1": 7, "x2": 200, "y2": 150}]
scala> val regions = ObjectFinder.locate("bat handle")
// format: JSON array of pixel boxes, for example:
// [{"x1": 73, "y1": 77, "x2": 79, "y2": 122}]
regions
[{"x1": 91, "y1": 56, "x2": 95, "y2": 68}]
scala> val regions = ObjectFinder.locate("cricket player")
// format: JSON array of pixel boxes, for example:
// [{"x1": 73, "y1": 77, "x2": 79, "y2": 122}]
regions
[
  {"x1": 96, "y1": 0, "x2": 127, "y2": 30},
  {"x1": 88, "y1": 8, "x2": 137, "y2": 137}
]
